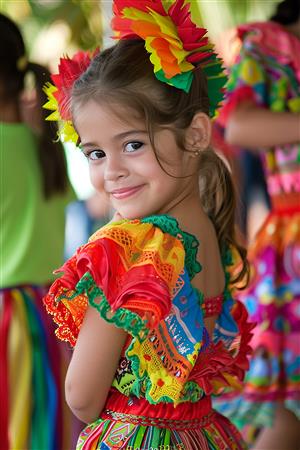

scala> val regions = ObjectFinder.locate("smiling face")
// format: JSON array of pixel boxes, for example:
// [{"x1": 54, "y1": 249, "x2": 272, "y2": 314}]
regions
[{"x1": 75, "y1": 100, "x2": 200, "y2": 220}]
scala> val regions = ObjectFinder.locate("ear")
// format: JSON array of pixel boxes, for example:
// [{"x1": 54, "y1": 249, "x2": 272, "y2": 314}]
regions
[{"x1": 185, "y1": 112, "x2": 211, "y2": 151}]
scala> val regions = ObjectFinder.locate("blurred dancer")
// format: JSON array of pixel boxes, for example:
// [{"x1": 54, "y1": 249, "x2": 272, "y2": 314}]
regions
[
  {"x1": 215, "y1": 1, "x2": 300, "y2": 448},
  {"x1": 0, "y1": 13, "x2": 76, "y2": 450}
]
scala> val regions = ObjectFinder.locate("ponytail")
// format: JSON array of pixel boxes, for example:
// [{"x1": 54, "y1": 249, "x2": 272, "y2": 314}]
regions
[
  {"x1": 26, "y1": 62, "x2": 69, "y2": 199},
  {"x1": 198, "y1": 148, "x2": 249, "y2": 287}
]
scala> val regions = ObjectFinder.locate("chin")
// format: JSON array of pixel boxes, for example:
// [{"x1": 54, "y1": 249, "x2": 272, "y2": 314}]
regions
[
  {"x1": 118, "y1": 207, "x2": 153, "y2": 221},
  {"x1": 120, "y1": 212, "x2": 145, "y2": 220}
]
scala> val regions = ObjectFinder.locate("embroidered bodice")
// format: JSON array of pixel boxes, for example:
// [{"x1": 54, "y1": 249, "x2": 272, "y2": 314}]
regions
[{"x1": 44, "y1": 215, "x2": 253, "y2": 405}]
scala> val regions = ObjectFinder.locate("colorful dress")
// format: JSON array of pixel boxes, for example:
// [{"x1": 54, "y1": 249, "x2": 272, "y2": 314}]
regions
[
  {"x1": 214, "y1": 22, "x2": 300, "y2": 429},
  {"x1": 44, "y1": 215, "x2": 253, "y2": 449},
  {"x1": 0, "y1": 122, "x2": 78, "y2": 450}
]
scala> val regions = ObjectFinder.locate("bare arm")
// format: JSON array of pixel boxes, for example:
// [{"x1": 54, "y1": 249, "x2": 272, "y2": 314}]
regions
[
  {"x1": 225, "y1": 101, "x2": 300, "y2": 149},
  {"x1": 65, "y1": 306, "x2": 127, "y2": 423}
]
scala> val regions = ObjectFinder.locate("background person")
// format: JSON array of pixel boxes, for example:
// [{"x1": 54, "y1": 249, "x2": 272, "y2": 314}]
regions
[
  {"x1": 214, "y1": 0, "x2": 300, "y2": 448},
  {"x1": 0, "y1": 13, "x2": 77, "y2": 450}
]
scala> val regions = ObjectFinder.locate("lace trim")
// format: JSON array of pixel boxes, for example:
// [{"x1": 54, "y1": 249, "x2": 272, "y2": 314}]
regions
[
  {"x1": 75, "y1": 272, "x2": 149, "y2": 341},
  {"x1": 141, "y1": 215, "x2": 235, "y2": 321},
  {"x1": 127, "y1": 341, "x2": 189, "y2": 405},
  {"x1": 141, "y1": 215, "x2": 202, "y2": 279}
]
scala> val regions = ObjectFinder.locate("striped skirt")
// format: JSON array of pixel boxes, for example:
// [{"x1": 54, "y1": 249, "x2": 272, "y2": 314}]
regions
[{"x1": 0, "y1": 285, "x2": 81, "y2": 450}]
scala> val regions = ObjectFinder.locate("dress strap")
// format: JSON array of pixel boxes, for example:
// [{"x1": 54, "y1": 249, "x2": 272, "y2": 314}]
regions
[{"x1": 202, "y1": 294, "x2": 223, "y2": 317}]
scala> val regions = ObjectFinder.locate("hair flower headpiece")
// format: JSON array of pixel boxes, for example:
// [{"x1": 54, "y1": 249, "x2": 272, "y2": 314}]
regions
[
  {"x1": 112, "y1": 0, "x2": 227, "y2": 116},
  {"x1": 43, "y1": 50, "x2": 98, "y2": 144}
]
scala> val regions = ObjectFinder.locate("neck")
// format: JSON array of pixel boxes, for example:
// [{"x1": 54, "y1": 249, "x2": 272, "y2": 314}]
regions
[
  {"x1": 0, "y1": 99, "x2": 21, "y2": 123},
  {"x1": 162, "y1": 180, "x2": 208, "y2": 231}
]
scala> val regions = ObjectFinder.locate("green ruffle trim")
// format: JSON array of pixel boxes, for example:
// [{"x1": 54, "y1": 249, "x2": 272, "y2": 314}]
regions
[
  {"x1": 74, "y1": 272, "x2": 149, "y2": 342},
  {"x1": 141, "y1": 214, "x2": 202, "y2": 280}
]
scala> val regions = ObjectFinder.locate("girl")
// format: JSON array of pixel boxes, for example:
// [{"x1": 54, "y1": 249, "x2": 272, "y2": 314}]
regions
[
  {"x1": 214, "y1": 0, "x2": 300, "y2": 448},
  {"x1": 0, "y1": 13, "x2": 77, "y2": 450},
  {"x1": 44, "y1": 1, "x2": 253, "y2": 448}
]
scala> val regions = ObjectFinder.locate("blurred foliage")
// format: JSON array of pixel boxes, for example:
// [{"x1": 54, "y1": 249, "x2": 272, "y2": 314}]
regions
[
  {"x1": 0, "y1": 0, "x2": 281, "y2": 60},
  {"x1": 28, "y1": 0, "x2": 102, "y2": 49},
  {"x1": 227, "y1": 0, "x2": 281, "y2": 24},
  {"x1": 197, "y1": 0, "x2": 281, "y2": 41},
  {"x1": 0, "y1": 0, "x2": 103, "y2": 50},
  {"x1": 0, "y1": 0, "x2": 281, "y2": 49}
]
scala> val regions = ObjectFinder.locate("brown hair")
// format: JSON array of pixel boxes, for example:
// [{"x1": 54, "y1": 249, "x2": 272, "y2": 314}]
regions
[
  {"x1": 72, "y1": 39, "x2": 248, "y2": 286},
  {"x1": 0, "y1": 13, "x2": 68, "y2": 199}
]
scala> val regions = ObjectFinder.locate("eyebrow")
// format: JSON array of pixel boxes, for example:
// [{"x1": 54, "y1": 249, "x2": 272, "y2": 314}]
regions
[{"x1": 80, "y1": 129, "x2": 148, "y2": 148}]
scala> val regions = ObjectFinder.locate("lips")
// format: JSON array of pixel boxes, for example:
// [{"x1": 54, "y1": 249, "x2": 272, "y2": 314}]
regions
[{"x1": 110, "y1": 185, "x2": 145, "y2": 199}]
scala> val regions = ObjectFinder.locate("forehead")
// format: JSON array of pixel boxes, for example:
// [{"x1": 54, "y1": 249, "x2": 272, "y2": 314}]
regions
[{"x1": 74, "y1": 99, "x2": 145, "y2": 136}]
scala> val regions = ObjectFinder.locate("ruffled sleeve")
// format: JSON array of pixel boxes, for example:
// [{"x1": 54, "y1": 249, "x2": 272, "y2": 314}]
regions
[{"x1": 44, "y1": 219, "x2": 185, "y2": 346}]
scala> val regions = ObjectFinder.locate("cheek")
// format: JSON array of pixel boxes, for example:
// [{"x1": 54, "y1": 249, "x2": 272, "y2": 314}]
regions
[
  {"x1": 89, "y1": 165, "x2": 104, "y2": 189},
  {"x1": 137, "y1": 156, "x2": 167, "y2": 180}
]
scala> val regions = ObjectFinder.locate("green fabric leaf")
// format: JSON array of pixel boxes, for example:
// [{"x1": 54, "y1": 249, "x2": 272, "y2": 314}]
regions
[{"x1": 155, "y1": 69, "x2": 193, "y2": 94}]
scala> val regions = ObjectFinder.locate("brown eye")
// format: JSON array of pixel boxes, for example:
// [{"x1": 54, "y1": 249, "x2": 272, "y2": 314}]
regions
[
  {"x1": 87, "y1": 150, "x2": 106, "y2": 160},
  {"x1": 124, "y1": 141, "x2": 144, "y2": 153}
]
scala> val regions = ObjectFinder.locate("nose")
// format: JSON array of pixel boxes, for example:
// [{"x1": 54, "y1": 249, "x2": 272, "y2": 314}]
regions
[{"x1": 104, "y1": 154, "x2": 129, "y2": 181}]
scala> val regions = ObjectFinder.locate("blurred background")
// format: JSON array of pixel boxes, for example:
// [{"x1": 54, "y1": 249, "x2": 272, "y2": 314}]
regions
[{"x1": 0, "y1": 0, "x2": 281, "y2": 201}]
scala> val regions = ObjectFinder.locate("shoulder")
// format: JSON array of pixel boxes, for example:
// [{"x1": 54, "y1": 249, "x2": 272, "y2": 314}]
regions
[
  {"x1": 89, "y1": 218, "x2": 185, "y2": 276},
  {"x1": 89, "y1": 217, "x2": 183, "y2": 248}
]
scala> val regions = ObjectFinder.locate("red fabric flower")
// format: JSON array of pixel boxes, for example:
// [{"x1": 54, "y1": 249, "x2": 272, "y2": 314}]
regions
[{"x1": 51, "y1": 50, "x2": 98, "y2": 120}]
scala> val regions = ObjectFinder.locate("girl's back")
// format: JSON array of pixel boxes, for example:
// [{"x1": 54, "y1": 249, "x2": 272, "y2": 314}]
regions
[
  {"x1": 46, "y1": 213, "x2": 251, "y2": 449},
  {"x1": 180, "y1": 211, "x2": 225, "y2": 336}
]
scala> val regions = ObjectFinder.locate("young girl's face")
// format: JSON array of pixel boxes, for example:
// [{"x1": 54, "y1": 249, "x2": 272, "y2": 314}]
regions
[{"x1": 75, "y1": 100, "x2": 199, "y2": 219}]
